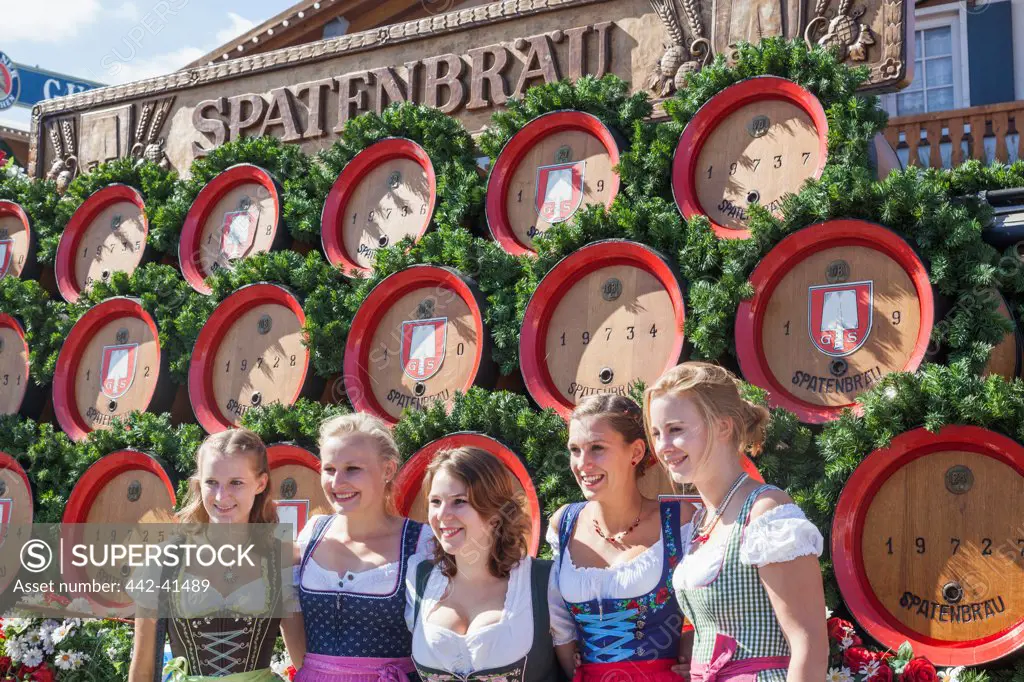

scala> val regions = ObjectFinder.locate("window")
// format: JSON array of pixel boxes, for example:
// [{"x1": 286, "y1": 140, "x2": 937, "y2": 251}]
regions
[{"x1": 897, "y1": 26, "x2": 956, "y2": 115}]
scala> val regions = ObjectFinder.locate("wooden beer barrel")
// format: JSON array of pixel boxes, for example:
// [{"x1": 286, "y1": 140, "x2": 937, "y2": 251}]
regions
[
  {"x1": 322, "y1": 138, "x2": 437, "y2": 276},
  {"x1": 54, "y1": 184, "x2": 153, "y2": 302},
  {"x1": 0, "y1": 200, "x2": 39, "y2": 280},
  {"x1": 393, "y1": 432, "x2": 542, "y2": 556},
  {"x1": 486, "y1": 111, "x2": 623, "y2": 255},
  {"x1": 0, "y1": 452, "x2": 34, "y2": 596},
  {"x1": 179, "y1": 164, "x2": 286, "y2": 294},
  {"x1": 0, "y1": 313, "x2": 45, "y2": 419},
  {"x1": 344, "y1": 265, "x2": 496, "y2": 424},
  {"x1": 520, "y1": 240, "x2": 686, "y2": 418},
  {"x1": 832, "y1": 426, "x2": 1024, "y2": 665},
  {"x1": 671, "y1": 76, "x2": 829, "y2": 239},
  {"x1": 735, "y1": 219, "x2": 935, "y2": 424},
  {"x1": 869, "y1": 132, "x2": 903, "y2": 181},
  {"x1": 983, "y1": 290, "x2": 1022, "y2": 380},
  {"x1": 52, "y1": 297, "x2": 174, "y2": 441},
  {"x1": 188, "y1": 283, "x2": 323, "y2": 433},
  {"x1": 268, "y1": 443, "x2": 332, "y2": 540},
  {"x1": 62, "y1": 449, "x2": 177, "y2": 615}
]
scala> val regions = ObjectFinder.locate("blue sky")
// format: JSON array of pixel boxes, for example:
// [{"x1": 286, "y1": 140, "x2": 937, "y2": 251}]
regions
[{"x1": 1, "y1": 0, "x2": 298, "y2": 130}]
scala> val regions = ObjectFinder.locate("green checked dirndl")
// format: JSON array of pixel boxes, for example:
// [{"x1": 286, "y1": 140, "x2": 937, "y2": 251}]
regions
[{"x1": 673, "y1": 485, "x2": 791, "y2": 682}]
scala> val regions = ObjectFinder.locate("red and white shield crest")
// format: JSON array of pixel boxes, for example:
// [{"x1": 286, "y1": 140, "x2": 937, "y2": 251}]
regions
[
  {"x1": 0, "y1": 238, "x2": 12, "y2": 278},
  {"x1": 808, "y1": 281, "x2": 873, "y2": 357},
  {"x1": 276, "y1": 499, "x2": 310, "y2": 541},
  {"x1": 536, "y1": 161, "x2": 585, "y2": 224},
  {"x1": 220, "y1": 209, "x2": 258, "y2": 260},
  {"x1": 100, "y1": 343, "x2": 139, "y2": 399},
  {"x1": 0, "y1": 498, "x2": 12, "y2": 549},
  {"x1": 401, "y1": 317, "x2": 447, "y2": 381}
]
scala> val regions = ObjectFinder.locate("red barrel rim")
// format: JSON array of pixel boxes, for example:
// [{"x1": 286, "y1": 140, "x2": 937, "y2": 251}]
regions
[
  {"x1": 343, "y1": 265, "x2": 486, "y2": 424},
  {"x1": 54, "y1": 184, "x2": 148, "y2": 303},
  {"x1": 485, "y1": 111, "x2": 622, "y2": 256},
  {"x1": 188, "y1": 283, "x2": 311, "y2": 434},
  {"x1": 0, "y1": 200, "x2": 31, "y2": 279},
  {"x1": 0, "y1": 449, "x2": 34, "y2": 510},
  {"x1": 53, "y1": 297, "x2": 161, "y2": 441},
  {"x1": 267, "y1": 442, "x2": 321, "y2": 472},
  {"x1": 321, "y1": 138, "x2": 437, "y2": 276},
  {"x1": 393, "y1": 432, "x2": 542, "y2": 556},
  {"x1": 519, "y1": 239, "x2": 686, "y2": 418},
  {"x1": 735, "y1": 219, "x2": 934, "y2": 424},
  {"x1": 62, "y1": 449, "x2": 176, "y2": 524},
  {"x1": 832, "y1": 425, "x2": 1024, "y2": 665},
  {"x1": 179, "y1": 164, "x2": 282, "y2": 294},
  {"x1": 0, "y1": 313, "x2": 30, "y2": 415},
  {"x1": 671, "y1": 76, "x2": 829, "y2": 240}
]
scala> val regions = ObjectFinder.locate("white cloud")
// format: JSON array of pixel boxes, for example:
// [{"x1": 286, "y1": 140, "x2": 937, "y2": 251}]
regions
[
  {"x1": 215, "y1": 12, "x2": 256, "y2": 44},
  {"x1": 108, "y1": 2, "x2": 141, "y2": 22},
  {"x1": 5, "y1": 0, "x2": 103, "y2": 42},
  {"x1": 104, "y1": 45, "x2": 205, "y2": 84}
]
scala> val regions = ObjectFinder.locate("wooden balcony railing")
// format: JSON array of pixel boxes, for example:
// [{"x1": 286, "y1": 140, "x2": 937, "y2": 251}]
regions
[{"x1": 883, "y1": 101, "x2": 1024, "y2": 169}]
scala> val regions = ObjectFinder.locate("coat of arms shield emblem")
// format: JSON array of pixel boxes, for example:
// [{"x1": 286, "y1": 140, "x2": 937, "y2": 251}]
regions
[
  {"x1": 401, "y1": 317, "x2": 447, "y2": 381},
  {"x1": 100, "y1": 343, "x2": 139, "y2": 399},
  {"x1": 0, "y1": 238, "x2": 12, "y2": 277},
  {"x1": 808, "y1": 281, "x2": 873, "y2": 357},
  {"x1": 535, "y1": 161, "x2": 585, "y2": 224},
  {"x1": 220, "y1": 208, "x2": 259, "y2": 260}
]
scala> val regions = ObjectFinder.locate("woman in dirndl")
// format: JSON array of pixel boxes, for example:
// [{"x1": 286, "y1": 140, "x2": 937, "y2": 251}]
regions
[
  {"x1": 549, "y1": 394, "x2": 694, "y2": 682},
  {"x1": 645, "y1": 362, "x2": 828, "y2": 682},
  {"x1": 283, "y1": 413, "x2": 433, "y2": 681}
]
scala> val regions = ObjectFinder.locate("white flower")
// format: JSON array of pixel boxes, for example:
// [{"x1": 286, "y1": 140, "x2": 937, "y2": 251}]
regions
[
  {"x1": 19, "y1": 593, "x2": 45, "y2": 607},
  {"x1": 938, "y1": 667, "x2": 965, "y2": 682},
  {"x1": 271, "y1": 650, "x2": 293, "y2": 679},
  {"x1": 106, "y1": 646, "x2": 119, "y2": 659},
  {"x1": 67, "y1": 598, "x2": 92, "y2": 615},
  {"x1": 840, "y1": 634, "x2": 855, "y2": 651},
  {"x1": 860, "y1": 660, "x2": 882, "y2": 680},
  {"x1": 24, "y1": 629, "x2": 44, "y2": 647},
  {"x1": 826, "y1": 606, "x2": 834, "y2": 619},
  {"x1": 55, "y1": 651, "x2": 76, "y2": 670},
  {"x1": 827, "y1": 670, "x2": 852, "y2": 682},
  {"x1": 884, "y1": 386, "x2": 898, "y2": 400},
  {"x1": 69, "y1": 651, "x2": 89, "y2": 668},
  {"x1": 5, "y1": 636, "x2": 24, "y2": 662},
  {"x1": 51, "y1": 622, "x2": 75, "y2": 644},
  {"x1": 21, "y1": 646, "x2": 43, "y2": 667}
]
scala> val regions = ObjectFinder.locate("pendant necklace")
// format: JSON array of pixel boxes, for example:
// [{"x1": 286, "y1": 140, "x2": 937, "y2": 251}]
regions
[
  {"x1": 690, "y1": 472, "x2": 748, "y2": 548},
  {"x1": 593, "y1": 505, "x2": 643, "y2": 545}
]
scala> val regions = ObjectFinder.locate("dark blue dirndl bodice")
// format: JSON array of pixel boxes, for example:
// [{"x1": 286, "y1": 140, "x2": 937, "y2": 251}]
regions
[
  {"x1": 558, "y1": 501, "x2": 684, "y2": 664},
  {"x1": 298, "y1": 515, "x2": 422, "y2": 658}
]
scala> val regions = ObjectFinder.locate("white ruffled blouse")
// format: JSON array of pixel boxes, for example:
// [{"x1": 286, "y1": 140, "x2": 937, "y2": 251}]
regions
[
  {"x1": 673, "y1": 503, "x2": 824, "y2": 591},
  {"x1": 403, "y1": 555, "x2": 576, "y2": 677},
  {"x1": 293, "y1": 515, "x2": 434, "y2": 594}
]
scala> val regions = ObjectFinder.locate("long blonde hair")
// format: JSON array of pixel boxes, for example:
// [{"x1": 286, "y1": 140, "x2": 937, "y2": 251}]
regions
[
  {"x1": 178, "y1": 428, "x2": 277, "y2": 524},
  {"x1": 643, "y1": 362, "x2": 770, "y2": 460},
  {"x1": 319, "y1": 412, "x2": 401, "y2": 513}
]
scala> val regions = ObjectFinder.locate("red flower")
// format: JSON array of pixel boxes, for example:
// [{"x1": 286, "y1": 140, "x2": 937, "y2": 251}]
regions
[
  {"x1": 903, "y1": 658, "x2": 938, "y2": 682},
  {"x1": 285, "y1": 665, "x2": 297, "y2": 681},
  {"x1": 668, "y1": 555, "x2": 680, "y2": 569},
  {"x1": 843, "y1": 647, "x2": 875, "y2": 671},
  {"x1": 627, "y1": 600, "x2": 639, "y2": 610},
  {"x1": 827, "y1": 618, "x2": 862, "y2": 648},
  {"x1": 0, "y1": 657, "x2": 9, "y2": 674},
  {"x1": 655, "y1": 587, "x2": 670, "y2": 605},
  {"x1": 570, "y1": 605, "x2": 582, "y2": 614},
  {"x1": 843, "y1": 648, "x2": 893, "y2": 682},
  {"x1": 23, "y1": 664, "x2": 55, "y2": 682}
]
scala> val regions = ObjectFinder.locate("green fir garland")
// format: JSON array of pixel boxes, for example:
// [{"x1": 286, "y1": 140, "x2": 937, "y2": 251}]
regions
[
  {"x1": 0, "y1": 277, "x2": 69, "y2": 384},
  {"x1": 241, "y1": 398, "x2": 350, "y2": 453}
]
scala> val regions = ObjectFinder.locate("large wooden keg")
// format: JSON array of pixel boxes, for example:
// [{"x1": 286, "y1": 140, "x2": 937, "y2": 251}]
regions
[
  {"x1": 52, "y1": 297, "x2": 174, "y2": 440},
  {"x1": 54, "y1": 184, "x2": 153, "y2": 302},
  {"x1": 735, "y1": 219, "x2": 935, "y2": 423},
  {"x1": 982, "y1": 290, "x2": 1022, "y2": 380},
  {"x1": 268, "y1": 443, "x2": 332, "y2": 540},
  {"x1": 520, "y1": 240, "x2": 686, "y2": 418},
  {"x1": 672, "y1": 77, "x2": 828, "y2": 239},
  {"x1": 832, "y1": 426, "x2": 1024, "y2": 665},
  {"x1": 189, "y1": 283, "x2": 322, "y2": 433},
  {"x1": 321, "y1": 138, "x2": 437, "y2": 276},
  {"x1": 0, "y1": 313, "x2": 45, "y2": 418},
  {"x1": 0, "y1": 452, "x2": 34, "y2": 596},
  {"x1": 486, "y1": 111, "x2": 623, "y2": 255},
  {"x1": 179, "y1": 164, "x2": 286, "y2": 294},
  {"x1": 0, "y1": 200, "x2": 39, "y2": 280},
  {"x1": 393, "y1": 432, "x2": 542, "y2": 556},
  {"x1": 344, "y1": 265, "x2": 496, "y2": 423},
  {"x1": 869, "y1": 132, "x2": 903, "y2": 181}
]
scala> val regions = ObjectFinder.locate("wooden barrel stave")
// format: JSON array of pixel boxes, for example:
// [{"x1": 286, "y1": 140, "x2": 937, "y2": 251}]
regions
[{"x1": 0, "y1": 200, "x2": 40, "y2": 281}]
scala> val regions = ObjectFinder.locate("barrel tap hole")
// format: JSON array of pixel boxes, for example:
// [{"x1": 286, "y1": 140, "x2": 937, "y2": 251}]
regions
[
  {"x1": 378, "y1": 234, "x2": 390, "y2": 248},
  {"x1": 250, "y1": 392, "x2": 262, "y2": 406},
  {"x1": 102, "y1": 270, "x2": 111, "y2": 280},
  {"x1": 942, "y1": 582, "x2": 964, "y2": 604},
  {"x1": 107, "y1": 400, "x2": 118, "y2": 413},
  {"x1": 829, "y1": 359, "x2": 848, "y2": 377},
  {"x1": 746, "y1": 190, "x2": 760, "y2": 205},
  {"x1": 414, "y1": 382, "x2": 426, "y2": 397},
  {"x1": 599, "y1": 368, "x2": 614, "y2": 385}
]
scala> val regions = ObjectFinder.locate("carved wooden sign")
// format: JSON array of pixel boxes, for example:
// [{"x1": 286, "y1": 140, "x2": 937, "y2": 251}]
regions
[{"x1": 29, "y1": 0, "x2": 909, "y2": 178}]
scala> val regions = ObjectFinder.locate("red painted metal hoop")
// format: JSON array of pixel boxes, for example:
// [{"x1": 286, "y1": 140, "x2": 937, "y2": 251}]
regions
[
  {"x1": 179, "y1": 164, "x2": 283, "y2": 294},
  {"x1": 188, "y1": 283, "x2": 312, "y2": 434},
  {"x1": 0, "y1": 449, "x2": 34, "y2": 510},
  {"x1": 321, "y1": 138, "x2": 437, "y2": 277},
  {"x1": 63, "y1": 449, "x2": 176, "y2": 524},
  {"x1": 54, "y1": 184, "x2": 148, "y2": 303},
  {"x1": 0, "y1": 200, "x2": 35, "y2": 280},
  {"x1": 671, "y1": 76, "x2": 829, "y2": 240},
  {"x1": 267, "y1": 443, "x2": 321, "y2": 472},
  {"x1": 343, "y1": 265, "x2": 487, "y2": 424},
  {"x1": 519, "y1": 239, "x2": 686, "y2": 418},
  {"x1": 485, "y1": 111, "x2": 622, "y2": 256},
  {"x1": 832, "y1": 425, "x2": 1024, "y2": 665},
  {"x1": 393, "y1": 432, "x2": 542, "y2": 556},
  {"x1": 52, "y1": 297, "x2": 162, "y2": 441},
  {"x1": 735, "y1": 220, "x2": 934, "y2": 424},
  {"x1": 0, "y1": 313, "x2": 30, "y2": 415}
]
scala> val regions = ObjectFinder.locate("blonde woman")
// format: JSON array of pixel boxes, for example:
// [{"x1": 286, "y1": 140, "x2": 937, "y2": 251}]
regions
[
  {"x1": 128, "y1": 428, "x2": 287, "y2": 682},
  {"x1": 645, "y1": 363, "x2": 828, "y2": 682},
  {"x1": 283, "y1": 413, "x2": 432, "y2": 681},
  {"x1": 405, "y1": 447, "x2": 575, "y2": 681}
]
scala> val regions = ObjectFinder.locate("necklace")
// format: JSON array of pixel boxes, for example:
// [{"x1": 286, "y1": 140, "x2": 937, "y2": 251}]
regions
[
  {"x1": 593, "y1": 507, "x2": 643, "y2": 545},
  {"x1": 690, "y1": 473, "x2": 748, "y2": 548}
]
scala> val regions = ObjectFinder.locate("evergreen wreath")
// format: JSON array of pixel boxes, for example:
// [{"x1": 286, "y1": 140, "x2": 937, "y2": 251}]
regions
[
  {"x1": 0, "y1": 161, "x2": 61, "y2": 267},
  {"x1": 150, "y1": 135, "x2": 317, "y2": 250},
  {"x1": 0, "y1": 278, "x2": 69, "y2": 385},
  {"x1": 43, "y1": 157, "x2": 178, "y2": 264},
  {"x1": 241, "y1": 398, "x2": 350, "y2": 453}
]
